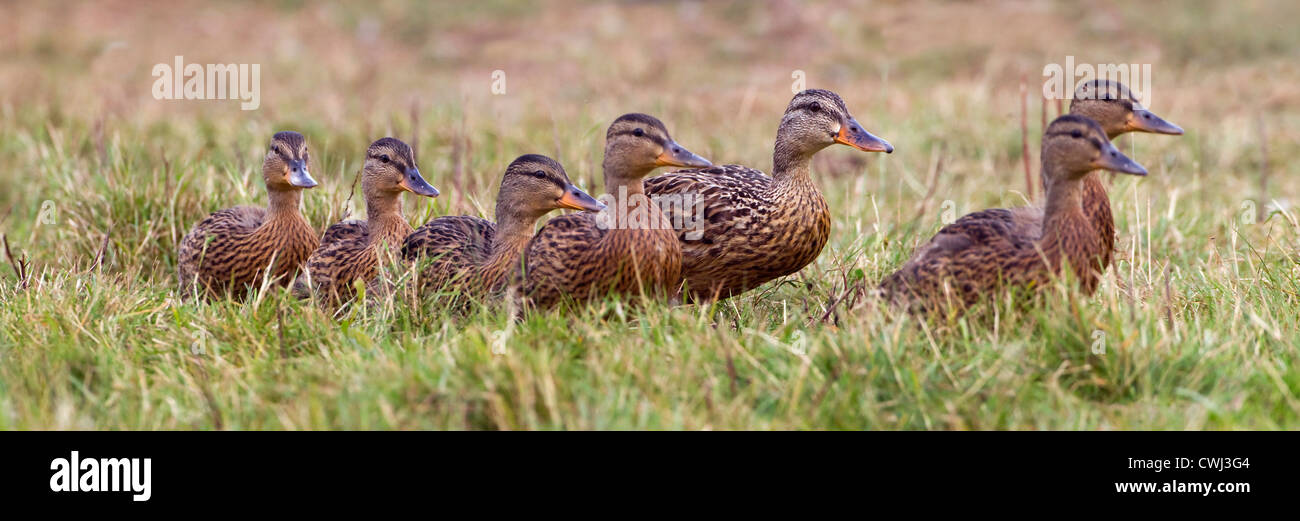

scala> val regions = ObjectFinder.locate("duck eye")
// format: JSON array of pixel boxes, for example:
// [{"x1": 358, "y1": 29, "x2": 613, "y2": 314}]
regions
[
  {"x1": 809, "y1": 102, "x2": 821, "y2": 113},
  {"x1": 379, "y1": 154, "x2": 390, "y2": 164},
  {"x1": 1070, "y1": 130, "x2": 1082, "y2": 138},
  {"x1": 532, "y1": 170, "x2": 547, "y2": 179},
  {"x1": 633, "y1": 128, "x2": 644, "y2": 137}
]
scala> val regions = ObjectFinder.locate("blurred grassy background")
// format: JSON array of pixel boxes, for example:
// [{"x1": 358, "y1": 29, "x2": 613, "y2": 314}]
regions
[{"x1": 0, "y1": 0, "x2": 1297, "y2": 430}]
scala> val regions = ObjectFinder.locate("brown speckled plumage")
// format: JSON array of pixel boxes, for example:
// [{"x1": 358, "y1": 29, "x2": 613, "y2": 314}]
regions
[
  {"x1": 402, "y1": 154, "x2": 602, "y2": 300},
  {"x1": 647, "y1": 164, "x2": 832, "y2": 299},
  {"x1": 298, "y1": 137, "x2": 439, "y2": 304},
  {"x1": 944, "y1": 80, "x2": 1182, "y2": 285},
  {"x1": 178, "y1": 131, "x2": 318, "y2": 298},
  {"x1": 645, "y1": 89, "x2": 892, "y2": 300},
  {"x1": 879, "y1": 115, "x2": 1149, "y2": 312},
  {"x1": 522, "y1": 114, "x2": 711, "y2": 308}
]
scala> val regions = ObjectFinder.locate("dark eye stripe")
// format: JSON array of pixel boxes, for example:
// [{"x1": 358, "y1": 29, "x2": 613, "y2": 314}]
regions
[
  {"x1": 611, "y1": 130, "x2": 668, "y2": 146},
  {"x1": 800, "y1": 103, "x2": 824, "y2": 113}
]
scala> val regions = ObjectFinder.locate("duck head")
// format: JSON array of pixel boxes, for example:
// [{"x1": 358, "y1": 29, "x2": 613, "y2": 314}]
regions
[
  {"x1": 775, "y1": 89, "x2": 893, "y2": 161},
  {"x1": 1042, "y1": 115, "x2": 1148, "y2": 184},
  {"x1": 1070, "y1": 80, "x2": 1183, "y2": 139},
  {"x1": 263, "y1": 131, "x2": 317, "y2": 190},
  {"x1": 498, "y1": 154, "x2": 605, "y2": 218},
  {"x1": 362, "y1": 137, "x2": 439, "y2": 198},
  {"x1": 603, "y1": 113, "x2": 711, "y2": 180}
]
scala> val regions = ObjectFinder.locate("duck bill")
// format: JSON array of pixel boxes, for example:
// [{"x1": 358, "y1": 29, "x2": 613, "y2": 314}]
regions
[
  {"x1": 399, "y1": 167, "x2": 440, "y2": 197},
  {"x1": 1093, "y1": 144, "x2": 1148, "y2": 176},
  {"x1": 557, "y1": 185, "x2": 606, "y2": 212},
  {"x1": 834, "y1": 117, "x2": 894, "y2": 153},
  {"x1": 654, "y1": 141, "x2": 713, "y2": 168},
  {"x1": 287, "y1": 160, "x2": 317, "y2": 188},
  {"x1": 1127, "y1": 109, "x2": 1184, "y2": 135}
]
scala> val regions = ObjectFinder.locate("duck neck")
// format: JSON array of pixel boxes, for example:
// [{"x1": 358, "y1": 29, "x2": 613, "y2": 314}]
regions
[
  {"x1": 603, "y1": 158, "x2": 671, "y2": 233},
  {"x1": 491, "y1": 207, "x2": 540, "y2": 255},
  {"x1": 1043, "y1": 178, "x2": 1084, "y2": 228},
  {"x1": 772, "y1": 143, "x2": 815, "y2": 182},
  {"x1": 366, "y1": 191, "x2": 412, "y2": 247},
  {"x1": 603, "y1": 158, "x2": 649, "y2": 198},
  {"x1": 479, "y1": 210, "x2": 537, "y2": 288},
  {"x1": 768, "y1": 140, "x2": 822, "y2": 201},
  {"x1": 266, "y1": 187, "x2": 305, "y2": 220},
  {"x1": 1039, "y1": 168, "x2": 1093, "y2": 271}
]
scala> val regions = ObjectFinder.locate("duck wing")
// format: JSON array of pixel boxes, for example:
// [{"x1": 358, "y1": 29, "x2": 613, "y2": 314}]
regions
[
  {"x1": 301, "y1": 219, "x2": 373, "y2": 300},
  {"x1": 177, "y1": 205, "x2": 266, "y2": 294},
  {"x1": 520, "y1": 212, "x2": 608, "y2": 307},
  {"x1": 402, "y1": 215, "x2": 497, "y2": 291},
  {"x1": 879, "y1": 207, "x2": 1045, "y2": 311},
  {"x1": 646, "y1": 164, "x2": 826, "y2": 299}
]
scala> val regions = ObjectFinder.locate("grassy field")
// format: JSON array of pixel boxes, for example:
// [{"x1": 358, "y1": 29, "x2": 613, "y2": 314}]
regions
[{"x1": 1, "y1": 0, "x2": 1298, "y2": 430}]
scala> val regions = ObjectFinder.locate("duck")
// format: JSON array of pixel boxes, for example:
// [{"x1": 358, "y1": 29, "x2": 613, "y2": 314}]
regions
[
  {"x1": 177, "y1": 131, "x2": 319, "y2": 298},
  {"x1": 877, "y1": 115, "x2": 1148, "y2": 312},
  {"x1": 1057, "y1": 79, "x2": 1182, "y2": 274},
  {"x1": 401, "y1": 154, "x2": 604, "y2": 301},
  {"x1": 643, "y1": 89, "x2": 893, "y2": 301},
  {"x1": 939, "y1": 80, "x2": 1182, "y2": 292},
  {"x1": 521, "y1": 113, "x2": 712, "y2": 308},
  {"x1": 297, "y1": 137, "x2": 439, "y2": 303}
]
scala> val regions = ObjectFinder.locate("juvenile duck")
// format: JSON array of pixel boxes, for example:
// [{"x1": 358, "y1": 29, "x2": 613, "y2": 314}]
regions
[
  {"x1": 643, "y1": 89, "x2": 893, "y2": 300},
  {"x1": 299, "y1": 137, "x2": 439, "y2": 303},
  {"x1": 401, "y1": 154, "x2": 604, "y2": 300},
  {"x1": 521, "y1": 113, "x2": 711, "y2": 308},
  {"x1": 942, "y1": 80, "x2": 1181, "y2": 288},
  {"x1": 878, "y1": 115, "x2": 1148, "y2": 312},
  {"x1": 178, "y1": 131, "x2": 318, "y2": 298}
]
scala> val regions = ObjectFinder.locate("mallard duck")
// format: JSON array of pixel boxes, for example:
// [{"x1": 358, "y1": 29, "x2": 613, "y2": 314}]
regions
[
  {"x1": 878, "y1": 115, "x2": 1148, "y2": 312},
  {"x1": 941, "y1": 80, "x2": 1182, "y2": 292},
  {"x1": 401, "y1": 154, "x2": 604, "y2": 300},
  {"x1": 643, "y1": 89, "x2": 893, "y2": 300},
  {"x1": 298, "y1": 137, "x2": 439, "y2": 303},
  {"x1": 177, "y1": 131, "x2": 319, "y2": 298},
  {"x1": 521, "y1": 113, "x2": 712, "y2": 308},
  {"x1": 1057, "y1": 79, "x2": 1182, "y2": 273}
]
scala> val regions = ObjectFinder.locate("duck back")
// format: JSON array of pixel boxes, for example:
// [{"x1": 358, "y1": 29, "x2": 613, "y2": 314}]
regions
[{"x1": 178, "y1": 205, "x2": 317, "y2": 298}]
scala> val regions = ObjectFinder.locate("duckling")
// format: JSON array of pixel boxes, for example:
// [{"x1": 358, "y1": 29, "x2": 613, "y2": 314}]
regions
[
  {"x1": 401, "y1": 154, "x2": 604, "y2": 300},
  {"x1": 521, "y1": 114, "x2": 712, "y2": 308},
  {"x1": 643, "y1": 89, "x2": 893, "y2": 300},
  {"x1": 177, "y1": 131, "x2": 319, "y2": 298},
  {"x1": 878, "y1": 115, "x2": 1148, "y2": 312},
  {"x1": 298, "y1": 137, "x2": 439, "y2": 303},
  {"x1": 942, "y1": 80, "x2": 1182, "y2": 289}
]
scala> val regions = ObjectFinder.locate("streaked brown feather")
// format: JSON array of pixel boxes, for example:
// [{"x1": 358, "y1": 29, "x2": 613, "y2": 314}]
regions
[{"x1": 645, "y1": 164, "x2": 830, "y2": 299}]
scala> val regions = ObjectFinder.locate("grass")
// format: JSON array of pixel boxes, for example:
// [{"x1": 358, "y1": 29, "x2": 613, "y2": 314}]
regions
[{"x1": 0, "y1": 0, "x2": 1298, "y2": 430}]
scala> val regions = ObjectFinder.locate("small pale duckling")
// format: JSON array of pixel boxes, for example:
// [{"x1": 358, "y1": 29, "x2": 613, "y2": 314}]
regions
[
  {"x1": 298, "y1": 137, "x2": 438, "y2": 303},
  {"x1": 878, "y1": 115, "x2": 1148, "y2": 312},
  {"x1": 401, "y1": 154, "x2": 604, "y2": 300},
  {"x1": 177, "y1": 131, "x2": 318, "y2": 298}
]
